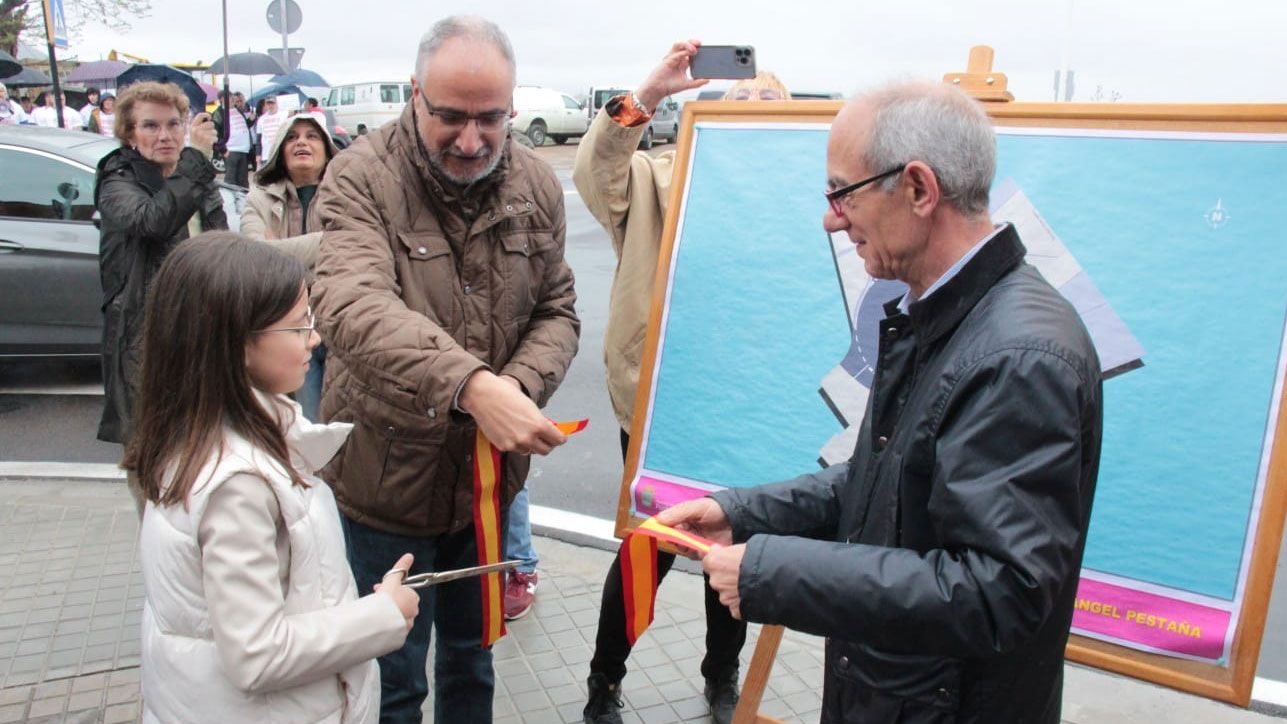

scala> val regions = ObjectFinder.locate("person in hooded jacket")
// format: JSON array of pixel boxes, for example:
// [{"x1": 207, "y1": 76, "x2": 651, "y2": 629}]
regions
[
  {"x1": 125, "y1": 233, "x2": 419, "y2": 724},
  {"x1": 94, "y1": 81, "x2": 227, "y2": 500},
  {"x1": 240, "y1": 112, "x2": 339, "y2": 422},
  {"x1": 86, "y1": 93, "x2": 116, "y2": 137}
]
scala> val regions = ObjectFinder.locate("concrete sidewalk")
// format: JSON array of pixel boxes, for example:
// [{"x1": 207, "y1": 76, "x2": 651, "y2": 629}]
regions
[{"x1": 0, "y1": 478, "x2": 1281, "y2": 724}]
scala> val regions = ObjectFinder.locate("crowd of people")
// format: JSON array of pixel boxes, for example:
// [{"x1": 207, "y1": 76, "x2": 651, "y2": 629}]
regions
[
  {"x1": 0, "y1": 83, "x2": 115, "y2": 134},
  {"x1": 68, "y1": 13, "x2": 1104, "y2": 724},
  {"x1": 0, "y1": 77, "x2": 322, "y2": 194}
]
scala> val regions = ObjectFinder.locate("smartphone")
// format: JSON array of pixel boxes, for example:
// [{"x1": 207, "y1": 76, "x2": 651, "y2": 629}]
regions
[{"x1": 690, "y1": 45, "x2": 757, "y2": 80}]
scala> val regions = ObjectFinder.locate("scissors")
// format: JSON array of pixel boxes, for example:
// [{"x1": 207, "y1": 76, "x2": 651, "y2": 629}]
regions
[{"x1": 389, "y1": 560, "x2": 523, "y2": 590}]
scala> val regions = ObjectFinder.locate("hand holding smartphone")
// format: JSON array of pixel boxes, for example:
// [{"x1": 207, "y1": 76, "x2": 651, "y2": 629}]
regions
[{"x1": 690, "y1": 45, "x2": 757, "y2": 80}]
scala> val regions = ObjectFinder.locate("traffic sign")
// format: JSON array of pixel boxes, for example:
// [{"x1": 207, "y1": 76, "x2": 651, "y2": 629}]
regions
[
  {"x1": 267, "y1": 47, "x2": 306, "y2": 72},
  {"x1": 266, "y1": 0, "x2": 303, "y2": 35}
]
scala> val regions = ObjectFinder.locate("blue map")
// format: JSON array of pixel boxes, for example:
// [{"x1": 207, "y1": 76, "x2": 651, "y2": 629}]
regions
[{"x1": 643, "y1": 124, "x2": 1287, "y2": 602}]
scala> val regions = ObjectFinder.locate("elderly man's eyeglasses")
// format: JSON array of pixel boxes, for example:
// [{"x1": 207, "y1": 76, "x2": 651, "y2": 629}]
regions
[
  {"x1": 418, "y1": 95, "x2": 512, "y2": 132},
  {"x1": 253, "y1": 308, "x2": 315, "y2": 342},
  {"x1": 824, "y1": 166, "x2": 904, "y2": 216}
]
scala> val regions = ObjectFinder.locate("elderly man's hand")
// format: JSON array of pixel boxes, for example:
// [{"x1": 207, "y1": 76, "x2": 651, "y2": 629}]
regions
[
  {"x1": 703, "y1": 544, "x2": 746, "y2": 620},
  {"x1": 460, "y1": 371, "x2": 566, "y2": 455},
  {"x1": 635, "y1": 40, "x2": 710, "y2": 113},
  {"x1": 654, "y1": 498, "x2": 733, "y2": 555}
]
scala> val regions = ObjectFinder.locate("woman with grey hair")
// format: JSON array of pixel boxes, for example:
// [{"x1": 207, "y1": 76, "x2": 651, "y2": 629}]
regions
[{"x1": 94, "y1": 81, "x2": 225, "y2": 460}]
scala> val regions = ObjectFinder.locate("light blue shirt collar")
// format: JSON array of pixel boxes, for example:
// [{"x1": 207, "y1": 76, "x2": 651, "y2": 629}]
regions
[{"x1": 897, "y1": 224, "x2": 1006, "y2": 315}]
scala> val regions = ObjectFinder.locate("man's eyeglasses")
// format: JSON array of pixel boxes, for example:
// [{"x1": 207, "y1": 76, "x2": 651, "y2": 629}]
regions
[
  {"x1": 824, "y1": 166, "x2": 904, "y2": 216},
  {"x1": 253, "y1": 308, "x2": 315, "y2": 343},
  {"x1": 418, "y1": 95, "x2": 512, "y2": 132}
]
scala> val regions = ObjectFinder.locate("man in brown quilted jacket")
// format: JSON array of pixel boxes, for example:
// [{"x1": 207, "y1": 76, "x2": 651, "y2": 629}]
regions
[{"x1": 311, "y1": 15, "x2": 580, "y2": 723}]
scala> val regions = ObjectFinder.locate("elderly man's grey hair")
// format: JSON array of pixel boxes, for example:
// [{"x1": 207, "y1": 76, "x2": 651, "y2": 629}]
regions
[
  {"x1": 859, "y1": 80, "x2": 996, "y2": 217},
  {"x1": 414, "y1": 15, "x2": 516, "y2": 84},
  {"x1": 0, "y1": 82, "x2": 7, "y2": 94}
]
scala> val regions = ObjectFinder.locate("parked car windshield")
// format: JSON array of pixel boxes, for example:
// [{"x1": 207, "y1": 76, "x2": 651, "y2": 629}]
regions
[{"x1": 593, "y1": 89, "x2": 628, "y2": 110}]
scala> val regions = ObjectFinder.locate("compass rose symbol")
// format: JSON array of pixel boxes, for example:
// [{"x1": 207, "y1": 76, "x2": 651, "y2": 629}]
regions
[{"x1": 1204, "y1": 199, "x2": 1230, "y2": 229}]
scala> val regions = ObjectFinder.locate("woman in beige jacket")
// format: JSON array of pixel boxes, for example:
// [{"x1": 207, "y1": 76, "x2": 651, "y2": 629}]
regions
[
  {"x1": 572, "y1": 41, "x2": 790, "y2": 724},
  {"x1": 241, "y1": 113, "x2": 339, "y2": 421},
  {"x1": 124, "y1": 233, "x2": 419, "y2": 723}
]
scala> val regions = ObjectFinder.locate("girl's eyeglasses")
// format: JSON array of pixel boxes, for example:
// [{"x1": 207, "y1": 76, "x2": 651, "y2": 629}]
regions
[{"x1": 253, "y1": 308, "x2": 315, "y2": 342}]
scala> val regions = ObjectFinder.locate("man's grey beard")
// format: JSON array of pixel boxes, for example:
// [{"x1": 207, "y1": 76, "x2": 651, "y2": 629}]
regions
[{"x1": 426, "y1": 142, "x2": 504, "y2": 186}]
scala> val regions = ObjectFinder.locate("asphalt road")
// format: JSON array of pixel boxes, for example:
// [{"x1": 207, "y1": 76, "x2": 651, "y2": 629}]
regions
[
  {"x1": 2, "y1": 139, "x2": 1287, "y2": 692},
  {"x1": 0, "y1": 141, "x2": 634, "y2": 522}
]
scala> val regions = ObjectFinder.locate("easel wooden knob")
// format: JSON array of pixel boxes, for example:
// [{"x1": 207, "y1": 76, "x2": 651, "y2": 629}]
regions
[{"x1": 942, "y1": 45, "x2": 1015, "y2": 102}]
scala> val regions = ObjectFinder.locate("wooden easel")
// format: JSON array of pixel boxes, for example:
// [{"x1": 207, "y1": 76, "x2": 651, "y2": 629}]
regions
[
  {"x1": 627, "y1": 45, "x2": 1287, "y2": 720},
  {"x1": 942, "y1": 45, "x2": 1015, "y2": 102}
]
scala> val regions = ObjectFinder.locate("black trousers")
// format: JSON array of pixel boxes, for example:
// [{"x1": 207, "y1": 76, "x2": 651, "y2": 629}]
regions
[
  {"x1": 588, "y1": 429, "x2": 747, "y2": 684},
  {"x1": 224, "y1": 151, "x2": 249, "y2": 189}
]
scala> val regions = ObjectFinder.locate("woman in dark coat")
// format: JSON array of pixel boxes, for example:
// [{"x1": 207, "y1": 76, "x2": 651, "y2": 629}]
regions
[{"x1": 95, "y1": 80, "x2": 226, "y2": 456}]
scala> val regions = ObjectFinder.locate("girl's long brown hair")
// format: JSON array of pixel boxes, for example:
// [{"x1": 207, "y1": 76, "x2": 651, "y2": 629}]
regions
[{"x1": 122, "y1": 232, "x2": 309, "y2": 507}]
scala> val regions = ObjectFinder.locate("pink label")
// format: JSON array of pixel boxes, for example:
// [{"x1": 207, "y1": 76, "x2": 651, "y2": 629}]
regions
[
  {"x1": 633, "y1": 476, "x2": 709, "y2": 516},
  {"x1": 1071, "y1": 578, "x2": 1230, "y2": 661}
]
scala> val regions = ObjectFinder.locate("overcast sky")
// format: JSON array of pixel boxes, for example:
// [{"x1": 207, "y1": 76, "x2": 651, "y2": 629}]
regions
[{"x1": 58, "y1": 0, "x2": 1287, "y2": 103}]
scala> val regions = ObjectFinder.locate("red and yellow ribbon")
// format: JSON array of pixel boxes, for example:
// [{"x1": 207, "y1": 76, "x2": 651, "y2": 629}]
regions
[
  {"x1": 472, "y1": 429, "x2": 507, "y2": 647},
  {"x1": 552, "y1": 418, "x2": 589, "y2": 435},
  {"x1": 635, "y1": 516, "x2": 716, "y2": 555},
  {"x1": 620, "y1": 531, "x2": 658, "y2": 646},
  {"x1": 619, "y1": 516, "x2": 718, "y2": 645},
  {"x1": 471, "y1": 418, "x2": 589, "y2": 647}
]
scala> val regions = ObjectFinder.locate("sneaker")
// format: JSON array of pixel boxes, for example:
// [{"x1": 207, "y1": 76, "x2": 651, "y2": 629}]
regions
[
  {"x1": 503, "y1": 570, "x2": 538, "y2": 620},
  {"x1": 582, "y1": 673, "x2": 624, "y2": 724},
  {"x1": 704, "y1": 675, "x2": 739, "y2": 724}
]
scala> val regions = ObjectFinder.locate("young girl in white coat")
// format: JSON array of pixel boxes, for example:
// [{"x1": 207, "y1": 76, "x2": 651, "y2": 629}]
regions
[{"x1": 125, "y1": 232, "x2": 419, "y2": 723}]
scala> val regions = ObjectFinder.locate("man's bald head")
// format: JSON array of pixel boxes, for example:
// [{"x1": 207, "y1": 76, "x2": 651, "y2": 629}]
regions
[{"x1": 414, "y1": 15, "x2": 516, "y2": 89}]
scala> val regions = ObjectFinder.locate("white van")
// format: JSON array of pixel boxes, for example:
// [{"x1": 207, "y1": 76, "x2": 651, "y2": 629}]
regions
[
  {"x1": 586, "y1": 85, "x2": 680, "y2": 149},
  {"x1": 323, "y1": 81, "x2": 412, "y2": 133},
  {"x1": 511, "y1": 86, "x2": 589, "y2": 146}
]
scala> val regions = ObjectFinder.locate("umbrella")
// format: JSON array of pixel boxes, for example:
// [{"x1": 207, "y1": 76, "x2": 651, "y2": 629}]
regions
[
  {"x1": 198, "y1": 81, "x2": 219, "y2": 103},
  {"x1": 66, "y1": 59, "x2": 130, "y2": 86},
  {"x1": 249, "y1": 82, "x2": 305, "y2": 105},
  {"x1": 210, "y1": 52, "x2": 286, "y2": 77},
  {"x1": 116, "y1": 64, "x2": 206, "y2": 114},
  {"x1": 2, "y1": 66, "x2": 52, "y2": 87},
  {"x1": 0, "y1": 50, "x2": 20, "y2": 79},
  {"x1": 269, "y1": 68, "x2": 328, "y2": 88}
]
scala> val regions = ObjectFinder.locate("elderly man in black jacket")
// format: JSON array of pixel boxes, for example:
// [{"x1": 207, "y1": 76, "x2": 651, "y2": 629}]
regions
[{"x1": 658, "y1": 80, "x2": 1104, "y2": 724}]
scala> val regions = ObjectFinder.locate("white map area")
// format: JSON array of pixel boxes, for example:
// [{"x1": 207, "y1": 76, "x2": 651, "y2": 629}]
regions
[{"x1": 817, "y1": 178, "x2": 1146, "y2": 466}]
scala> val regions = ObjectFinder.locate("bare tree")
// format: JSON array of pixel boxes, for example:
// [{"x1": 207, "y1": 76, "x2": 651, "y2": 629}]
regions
[{"x1": 2, "y1": 0, "x2": 151, "y2": 56}]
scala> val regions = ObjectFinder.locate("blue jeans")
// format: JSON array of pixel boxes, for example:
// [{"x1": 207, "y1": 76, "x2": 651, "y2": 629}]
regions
[
  {"x1": 340, "y1": 515, "x2": 495, "y2": 723},
  {"x1": 504, "y1": 487, "x2": 538, "y2": 573},
  {"x1": 296, "y1": 343, "x2": 327, "y2": 422}
]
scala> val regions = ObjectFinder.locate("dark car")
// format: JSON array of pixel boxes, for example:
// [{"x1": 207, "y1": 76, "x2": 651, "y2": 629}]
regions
[
  {"x1": 0, "y1": 125, "x2": 246, "y2": 357},
  {"x1": 321, "y1": 108, "x2": 352, "y2": 149}
]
